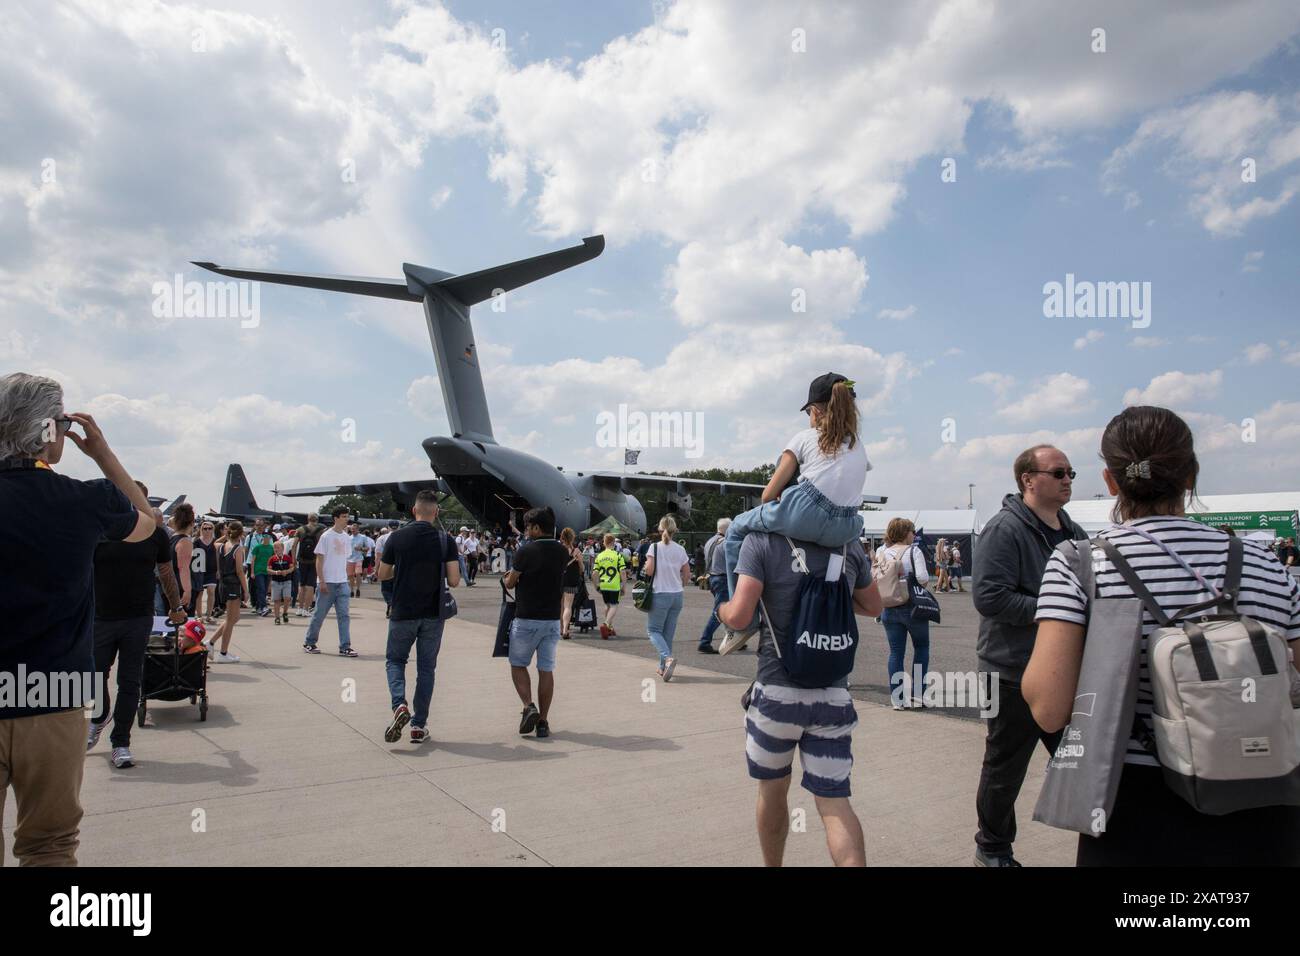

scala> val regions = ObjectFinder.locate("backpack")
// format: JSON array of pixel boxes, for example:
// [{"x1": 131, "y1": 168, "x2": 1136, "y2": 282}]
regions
[
  {"x1": 1103, "y1": 532, "x2": 1300, "y2": 815},
  {"x1": 758, "y1": 537, "x2": 859, "y2": 689},
  {"x1": 872, "y1": 545, "x2": 911, "y2": 607}
]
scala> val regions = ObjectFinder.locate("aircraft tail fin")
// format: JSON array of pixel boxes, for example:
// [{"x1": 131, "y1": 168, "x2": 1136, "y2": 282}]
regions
[
  {"x1": 162, "y1": 494, "x2": 187, "y2": 517},
  {"x1": 221, "y1": 464, "x2": 264, "y2": 516}
]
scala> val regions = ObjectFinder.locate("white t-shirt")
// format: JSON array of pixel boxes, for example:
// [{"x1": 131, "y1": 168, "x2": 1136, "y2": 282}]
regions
[
  {"x1": 315, "y1": 528, "x2": 353, "y2": 585},
  {"x1": 882, "y1": 543, "x2": 928, "y2": 585},
  {"x1": 647, "y1": 540, "x2": 690, "y2": 594},
  {"x1": 785, "y1": 427, "x2": 871, "y2": 508},
  {"x1": 375, "y1": 532, "x2": 391, "y2": 560}
]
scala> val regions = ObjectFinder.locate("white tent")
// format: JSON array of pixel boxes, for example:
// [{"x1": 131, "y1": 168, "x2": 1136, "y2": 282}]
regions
[
  {"x1": 859, "y1": 509, "x2": 982, "y2": 537},
  {"x1": 1064, "y1": 492, "x2": 1300, "y2": 535}
]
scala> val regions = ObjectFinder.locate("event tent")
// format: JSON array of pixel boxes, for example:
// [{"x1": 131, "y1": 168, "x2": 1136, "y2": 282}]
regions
[
  {"x1": 859, "y1": 508, "x2": 983, "y2": 573},
  {"x1": 1063, "y1": 492, "x2": 1300, "y2": 536}
]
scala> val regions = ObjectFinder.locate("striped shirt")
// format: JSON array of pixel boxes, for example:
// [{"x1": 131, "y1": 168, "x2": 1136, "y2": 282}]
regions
[{"x1": 1035, "y1": 515, "x2": 1300, "y2": 767}]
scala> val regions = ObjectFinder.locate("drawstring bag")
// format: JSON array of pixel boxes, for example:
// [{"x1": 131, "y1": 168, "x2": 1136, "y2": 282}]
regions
[
  {"x1": 633, "y1": 543, "x2": 657, "y2": 612},
  {"x1": 759, "y1": 537, "x2": 859, "y2": 689},
  {"x1": 905, "y1": 545, "x2": 941, "y2": 623}
]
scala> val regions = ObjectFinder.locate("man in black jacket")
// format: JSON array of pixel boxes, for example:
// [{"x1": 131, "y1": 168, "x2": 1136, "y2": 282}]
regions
[{"x1": 972, "y1": 444, "x2": 1087, "y2": 867}]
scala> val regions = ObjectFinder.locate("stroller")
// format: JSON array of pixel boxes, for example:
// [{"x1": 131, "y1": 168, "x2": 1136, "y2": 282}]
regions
[{"x1": 138, "y1": 618, "x2": 210, "y2": 726}]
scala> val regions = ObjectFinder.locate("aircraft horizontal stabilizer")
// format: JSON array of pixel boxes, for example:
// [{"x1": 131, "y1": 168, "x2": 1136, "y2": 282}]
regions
[
  {"x1": 425, "y1": 236, "x2": 605, "y2": 306},
  {"x1": 191, "y1": 262, "x2": 421, "y2": 302}
]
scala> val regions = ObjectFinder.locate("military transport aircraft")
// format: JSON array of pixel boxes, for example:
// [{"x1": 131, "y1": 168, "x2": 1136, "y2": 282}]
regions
[
  {"x1": 205, "y1": 463, "x2": 398, "y2": 532},
  {"x1": 195, "y1": 237, "x2": 884, "y2": 534}
]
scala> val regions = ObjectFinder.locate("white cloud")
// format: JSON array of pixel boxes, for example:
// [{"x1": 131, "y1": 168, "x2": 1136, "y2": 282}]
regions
[
  {"x1": 997, "y1": 373, "x2": 1093, "y2": 423},
  {"x1": 877, "y1": 304, "x2": 917, "y2": 321},
  {"x1": 1130, "y1": 336, "x2": 1170, "y2": 348},
  {"x1": 1241, "y1": 249, "x2": 1264, "y2": 272},
  {"x1": 1123, "y1": 370, "x2": 1223, "y2": 407},
  {"x1": 430, "y1": 185, "x2": 453, "y2": 209},
  {"x1": 1073, "y1": 329, "x2": 1104, "y2": 350},
  {"x1": 1103, "y1": 90, "x2": 1300, "y2": 236},
  {"x1": 970, "y1": 371, "x2": 1015, "y2": 398},
  {"x1": 1243, "y1": 343, "x2": 1273, "y2": 364}
]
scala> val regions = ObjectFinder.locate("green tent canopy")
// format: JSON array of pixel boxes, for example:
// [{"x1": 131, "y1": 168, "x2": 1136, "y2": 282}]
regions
[{"x1": 580, "y1": 515, "x2": 639, "y2": 537}]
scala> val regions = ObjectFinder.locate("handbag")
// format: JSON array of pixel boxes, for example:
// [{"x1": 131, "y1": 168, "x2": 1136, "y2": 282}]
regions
[
  {"x1": 905, "y1": 546, "x2": 941, "y2": 623},
  {"x1": 493, "y1": 579, "x2": 516, "y2": 657},
  {"x1": 440, "y1": 531, "x2": 458, "y2": 619},
  {"x1": 632, "y1": 543, "x2": 657, "y2": 612}
]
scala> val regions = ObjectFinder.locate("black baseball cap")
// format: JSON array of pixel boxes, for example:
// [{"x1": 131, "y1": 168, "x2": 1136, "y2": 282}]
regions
[{"x1": 800, "y1": 372, "x2": 855, "y2": 412}]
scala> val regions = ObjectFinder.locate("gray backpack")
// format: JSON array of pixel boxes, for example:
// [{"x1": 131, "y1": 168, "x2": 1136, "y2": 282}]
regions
[{"x1": 1104, "y1": 534, "x2": 1300, "y2": 815}]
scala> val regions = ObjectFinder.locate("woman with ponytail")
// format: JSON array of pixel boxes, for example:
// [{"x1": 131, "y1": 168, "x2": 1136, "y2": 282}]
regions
[
  {"x1": 719, "y1": 373, "x2": 871, "y2": 652},
  {"x1": 641, "y1": 514, "x2": 693, "y2": 680}
]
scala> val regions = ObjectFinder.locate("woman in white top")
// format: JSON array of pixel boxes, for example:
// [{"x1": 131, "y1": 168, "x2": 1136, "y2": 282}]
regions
[
  {"x1": 876, "y1": 517, "x2": 931, "y2": 709},
  {"x1": 641, "y1": 515, "x2": 693, "y2": 682},
  {"x1": 934, "y1": 538, "x2": 950, "y2": 592},
  {"x1": 1025, "y1": 405, "x2": 1300, "y2": 866}
]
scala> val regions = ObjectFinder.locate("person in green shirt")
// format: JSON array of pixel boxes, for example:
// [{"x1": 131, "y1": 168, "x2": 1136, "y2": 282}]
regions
[
  {"x1": 251, "y1": 536, "x2": 274, "y2": 617},
  {"x1": 591, "y1": 533, "x2": 627, "y2": 639}
]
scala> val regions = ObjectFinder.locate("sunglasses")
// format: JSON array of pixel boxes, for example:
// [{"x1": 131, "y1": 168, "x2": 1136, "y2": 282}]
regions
[{"x1": 1026, "y1": 468, "x2": 1077, "y2": 481}]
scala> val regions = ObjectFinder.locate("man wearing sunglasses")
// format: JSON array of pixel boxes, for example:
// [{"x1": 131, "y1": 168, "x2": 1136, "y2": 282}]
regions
[{"x1": 971, "y1": 444, "x2": 1087, "y2": 867}]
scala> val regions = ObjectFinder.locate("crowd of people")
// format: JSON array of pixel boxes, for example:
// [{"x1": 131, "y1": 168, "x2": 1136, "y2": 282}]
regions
[{"x1": 3, "y1": 368, "x2": 1299, "y2": 870}]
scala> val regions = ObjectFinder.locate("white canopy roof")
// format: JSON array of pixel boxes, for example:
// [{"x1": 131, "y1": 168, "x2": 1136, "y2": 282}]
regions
[
  {"x1": 859, "y1": 509, "x2": 982, "y2": 536},
  {"x1": 1063, "y1": 492, "x2": 1300, "y2": 533}
]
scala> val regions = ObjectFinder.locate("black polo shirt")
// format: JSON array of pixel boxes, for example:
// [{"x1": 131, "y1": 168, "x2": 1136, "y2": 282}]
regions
[{"x1": 0, "y1": 463, "x2": 137, "y2": 718}]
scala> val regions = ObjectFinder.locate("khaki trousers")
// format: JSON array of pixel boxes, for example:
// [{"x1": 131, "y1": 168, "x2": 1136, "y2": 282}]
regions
[{"x1": 0, "y1": 708, "x2": 87, "y2": 866}]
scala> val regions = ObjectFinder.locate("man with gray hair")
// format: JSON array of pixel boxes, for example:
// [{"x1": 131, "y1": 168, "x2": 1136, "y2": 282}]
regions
[
  {"x1": 697, "y1": 516, "x2": 732, "y2": 654},
  {"x1": 0, "y1": 373, "x2": 155, "y2": 865}
]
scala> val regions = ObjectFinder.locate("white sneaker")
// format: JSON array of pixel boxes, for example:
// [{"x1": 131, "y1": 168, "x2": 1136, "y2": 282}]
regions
[
  {"x1": 662, "y1": 657, "x2": 677, "y2": 682},
  {"x1": 214, "y1": 651, "x2": 241, "y2": 663},
  {"x1": 718, "y1": 627, "x2": 755, "y2": 656},
  {"x1": 111, "y1": 747, "x2": 135, "y2": 768},
  {"x1": 87, "y1": 721, "x2": 105, "y2": 751}
]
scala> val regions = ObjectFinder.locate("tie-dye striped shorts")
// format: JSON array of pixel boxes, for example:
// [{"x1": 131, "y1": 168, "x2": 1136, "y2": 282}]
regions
[{"x1": 745, "y1": 682, "x2": 857, "y2": 798}]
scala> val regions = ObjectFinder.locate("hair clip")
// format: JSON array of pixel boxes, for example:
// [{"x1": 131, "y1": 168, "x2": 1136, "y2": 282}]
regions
[{"x1": 1125, "y1": 460, "x2": 1152, "y2": 479}]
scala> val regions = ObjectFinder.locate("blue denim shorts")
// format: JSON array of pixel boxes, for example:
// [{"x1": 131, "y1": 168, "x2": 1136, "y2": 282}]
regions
[{"x1": 509, "y1": 617, "x2": 561, "y2": 671}]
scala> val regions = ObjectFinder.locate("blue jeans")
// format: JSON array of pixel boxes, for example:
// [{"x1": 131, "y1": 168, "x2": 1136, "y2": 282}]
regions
[
  {"x1": 646, "y1": 590, "x2": 685, "y2": 666},
  {"x1": 699, "y1": 574, "x2": 727, "y2": 648},
  {"x1": 725, "y1": 480, "x2": 864, "y2": 598},
  {"x1": 381, "y1": 579, "x2": 394, "y2": 608},
  {"x1": 304, "y1": 581, "x2": 351, "y2": 649},
  {"x1": 253, "y1": 572, "x2": 269, "y2": 610},
  {"x1": 386, "y1": 617, "x2": 445, "y2": 728},
  {"x1": 882, "y1": 605, "x2": 930, "y2": 700}
]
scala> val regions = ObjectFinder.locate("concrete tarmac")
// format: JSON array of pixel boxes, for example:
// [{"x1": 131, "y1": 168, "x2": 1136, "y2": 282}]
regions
[{"x1": 3, "y1": 582, "x2": 1074, "y2": 866}]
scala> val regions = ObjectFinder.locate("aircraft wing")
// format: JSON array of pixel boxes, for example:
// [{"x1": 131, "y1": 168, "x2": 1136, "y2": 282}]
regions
[
  {"x1": 277, "y1": 478, "x2": 452, "y2": 502},
  {"x1": 584, "y1": 472, "x2": 886, "y2": 507}
]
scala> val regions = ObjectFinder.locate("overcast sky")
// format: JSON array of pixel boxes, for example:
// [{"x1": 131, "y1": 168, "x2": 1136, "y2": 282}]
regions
[{"x1": 3, "y1": 0, "x2": 1299, "y2": 518}]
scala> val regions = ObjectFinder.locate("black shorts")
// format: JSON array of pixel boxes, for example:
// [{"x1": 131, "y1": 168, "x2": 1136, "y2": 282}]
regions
[
  {"x1": 600, "y1": 590, "x2": 620, "y2": 606},
  {"x1": 220, "y1": 574, "x2": 242, "y2": 602},
  {"x1": 298, "y1": 564, "x2": 317, "y2": 589}
]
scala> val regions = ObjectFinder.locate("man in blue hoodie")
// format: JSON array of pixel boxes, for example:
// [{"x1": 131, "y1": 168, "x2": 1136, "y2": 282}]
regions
[{"x1": 972, "y1": 444, "x2": 1087, "y2": 867}]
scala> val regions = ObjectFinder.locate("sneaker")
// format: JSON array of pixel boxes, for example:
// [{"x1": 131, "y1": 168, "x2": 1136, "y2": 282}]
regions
[
  {"x1": 339, "y1": 647, "x2": 358, "y2": 658},
  {"x1": 214, "y1": 651, "x2": 241, "y2": 663},
  {"x1": 281, "y1": 613, "x2": 289, "y2": 624},
  {"x1": 86, "y1": 720, "x2": 105, "y2": 751},
  {"x1": 718, "y1": 627, "x2": 755, "y2": 656},
  {"x1": 697, "y1": 645, "x2": 719, "y2": 655},
  {"x1": 599, "y1": 624, "x2": 610, "y2": 640},
  {"x1": 274, "y1": 616, "x2": 281, "y2": 626},
  {"x1": 410, "y1": 725, "x2": 430, "y2": 745},
  {"x1": 535, "y1": 718, "x2": 550, "y2": 739},
  {"x1": 384, "y1": 704, "x2": 411, "y2": 743},
  {"x1": 974, "y1": 848, "x2": 1021, "y2": 867},
  {"x1": 304, "y1": 643, "x2": 320, "y2": 654},
  {"x1": 518, "y1": 702, "x2": 540, "y2": 736},
  {"x1": 111, "y1": 747, "x2": 135, "y2": 769},
  {"x1": 662, "y1": 657, "x2": 677, "y2": 682}
]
